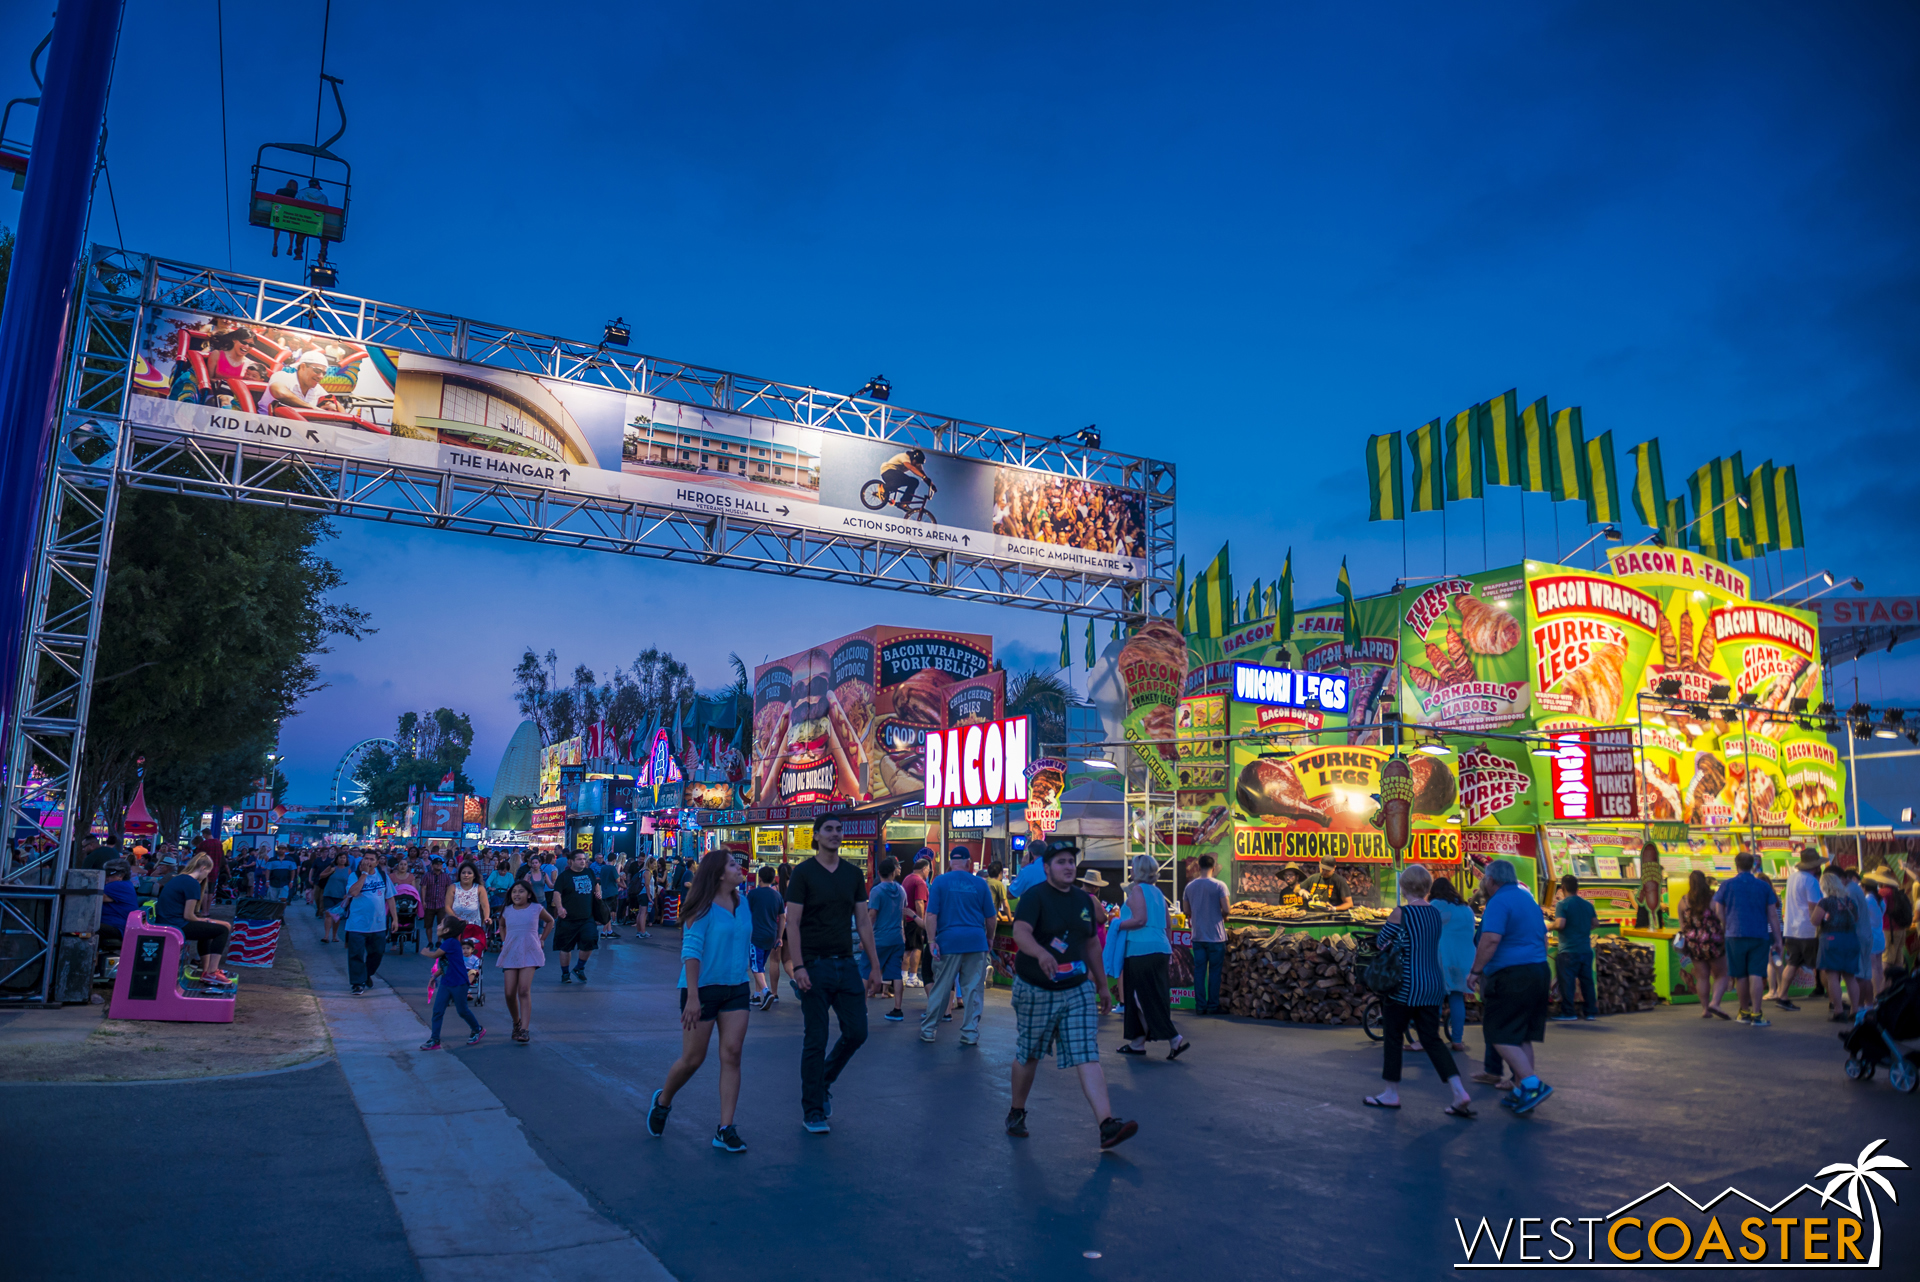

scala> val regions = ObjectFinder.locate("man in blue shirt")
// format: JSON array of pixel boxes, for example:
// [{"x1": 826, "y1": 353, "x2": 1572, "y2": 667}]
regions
[
  {"x1": 1712, "y1": 851, "x2": 1783, "y2": 1026},
  {"x1": 1549, "y1": 875, "x2": 1600, "y2": 1022},
  {"x1": 920, "y1": 846, "x2": 999, "y2": 1046},
  {"x1": 1009, "y1": 841, "x2": 1051, "y2": 897},
  {"x1": 1469, "y1": 860, "x2": 1554, "y2": 1113}
]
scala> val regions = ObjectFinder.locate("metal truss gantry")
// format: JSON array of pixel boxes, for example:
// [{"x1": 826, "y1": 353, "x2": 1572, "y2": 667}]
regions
[{"x1": 0, "y1": 248, "x2": 1177, "y2": 1001}]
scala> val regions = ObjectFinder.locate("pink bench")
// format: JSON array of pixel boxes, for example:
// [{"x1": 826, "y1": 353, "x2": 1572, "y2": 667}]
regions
[{"x1": 107, "y1": 911, "x2": 236, "y2": 1024}]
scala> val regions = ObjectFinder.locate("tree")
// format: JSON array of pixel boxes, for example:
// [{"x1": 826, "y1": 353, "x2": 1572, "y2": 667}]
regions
[
  {"x1": 1007, "y1": 667, "x2": 1071, "y2": 751},
  {"x1": 79, "y1": 491, "x2": 371, "y2": 836},
  {"x1": 512, "y1": 644, "x2": 697, "y2": 751},
  {"x1": 352, "y1": 708, "x2": 476, "y2": 819}
]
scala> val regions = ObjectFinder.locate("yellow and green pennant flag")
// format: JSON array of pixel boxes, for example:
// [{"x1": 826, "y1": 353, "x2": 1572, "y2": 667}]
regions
[
  {"x1": 1665, "y1": 496, "x2": 1691, "y2": 549},
  {"x1": 1771, "y1": 464, "x2": 1804, "y2": 551},
  {"x1": 1085, "y1": 618, "x2": 1096, "y2": 670},
  {"x1": 1584, "y1": 430, "x2": 1621, "y2": 525},
  {"x1": 1518, "y1": 396, "x2": 1554, "y2": 493},
  {"x1": 1112, "y1": 619, "x2": 1122, "y2": 642},
  {"x1": 1276, "y1": 547, "x2": 1294, "y2": 646},
  {"x1": 1408, "y1": 419, "x2": 1445, "y2": 512},
  {"x1": 1173, "y1": 556, "x2": 1187, "y2": 632},
  {"x1": 1479, "y1": 390, "x2": 1521, "y2": 487},
  {"x1": 1629, "y1": 438, "x2": 1667, "y2": 531},
  {"x1": 1059, "y1": 614, "x2": 1071, "y2": 669},
  {"x1": 1443, "y1": 405, "x2": 1484, "y2": 501},
  {"x1": 1364, "y1": 432, "x2": 1404, "y2": 521},
  {"x1": 1192, "y1": 543, "x2": 1233, "y2": 639},
  {"x1": 1336, "y1": 558, "x2": 1359, "y2": 649},
  {"x1": 1746, "y1": 459, "x2": 1777, "y2": 551},
  {"x1": 1718, "y1": 452, "x2": 1755, "y2": 557},
  {"x1": 1549, "y1": 406, "x2": 1587, "y2": 502},
  {"x1": 1246, "y1": 579, "x2": 1263, "y2": 623},
  {"x1": 1688, "y1": 459, "x2": 1724, "y2": 557}
]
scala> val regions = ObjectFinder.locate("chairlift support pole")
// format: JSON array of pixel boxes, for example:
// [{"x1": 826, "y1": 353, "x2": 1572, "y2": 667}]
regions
[{"x1": 0, "y1": 0, "x2": 128, "y2": 1004}]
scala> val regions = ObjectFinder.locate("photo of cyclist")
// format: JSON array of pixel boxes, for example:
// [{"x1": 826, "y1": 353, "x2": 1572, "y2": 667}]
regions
[{"x1": 878, "y1": 448, "x2": 936, "y2": 514}]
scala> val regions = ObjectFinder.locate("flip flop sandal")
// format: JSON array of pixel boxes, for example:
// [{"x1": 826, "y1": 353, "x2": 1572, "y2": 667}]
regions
[
  {"x1": 1168, "y1": 1039, "x2": 1192, "y2": 1060},
  {"x1": 1117, "y1": 1044, "x2": 1148, "y2": 1055},
  {"x1": 1445, "y1": 1103, "x2": 1477, "y2": 1119},
  {"x1": 1363, "y1": 1096, "x2": 1401, "y2": 1109},
  {"x1": 1708, "y1": 1007, "x2": 1732, "y2": 1020}
]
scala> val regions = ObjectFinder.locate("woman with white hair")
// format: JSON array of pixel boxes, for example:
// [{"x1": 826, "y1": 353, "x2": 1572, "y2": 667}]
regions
[
  {"x1": 1811, "y1": 870, "x2": 1864, "y2": 1020},
  {"x1": 1366, "y1": 863, "x2": 1475, "y2": 1117},
  {"x1": 1109, "y1": 854, "x2": 1190, "y2": 1060}
]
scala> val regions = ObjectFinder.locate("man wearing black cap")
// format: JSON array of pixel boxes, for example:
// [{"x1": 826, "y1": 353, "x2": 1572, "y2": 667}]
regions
[{"x1": 1006, "y1": 837, "x2": 1136, "y2": 1149}]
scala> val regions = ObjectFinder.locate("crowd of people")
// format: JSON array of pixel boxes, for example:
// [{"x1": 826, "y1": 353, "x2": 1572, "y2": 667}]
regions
[
  {"x1": 990, "y1": 473, "x2": 1145, "y2": 557},
  {"x1": 84, "y1": 822, "x2": 1920, "y2": 1153}
]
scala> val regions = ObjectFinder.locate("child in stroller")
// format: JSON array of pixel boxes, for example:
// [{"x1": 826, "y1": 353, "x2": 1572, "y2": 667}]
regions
[
  {"x1": 1841, "y1": 967, "x2": 1920, "y2": 1092},
  {"x1": 390, "y1": 883, "x2": 422, "y2": 953},
  {"x1": 421, "y1": 916, "x2": 487, "y2": 1050}
]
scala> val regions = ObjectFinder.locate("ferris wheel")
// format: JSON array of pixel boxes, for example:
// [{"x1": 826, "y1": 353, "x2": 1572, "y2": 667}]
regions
[{"x1": 331, "y1": 737, "x2": 399, "y2": 807}]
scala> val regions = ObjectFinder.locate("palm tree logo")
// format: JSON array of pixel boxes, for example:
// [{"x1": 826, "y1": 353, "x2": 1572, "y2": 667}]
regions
[{"x1": 1816, "y1": 1139, "x2": 1908, "y2": 1267}]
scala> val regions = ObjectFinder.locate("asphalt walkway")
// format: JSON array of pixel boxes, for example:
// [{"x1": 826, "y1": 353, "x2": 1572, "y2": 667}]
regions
[{"x1": 354, "y1": 918, "x2": 1920, "y2": 1282}]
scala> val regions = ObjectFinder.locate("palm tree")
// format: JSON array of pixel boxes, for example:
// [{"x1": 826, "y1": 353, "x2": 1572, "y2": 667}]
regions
[
  {"x1": 1007, "y1": 667, "x2": 1071, "y2": 751},
  {"x1": 1817, "y1": 1138, "x2": 1908, "y2": 1266}
]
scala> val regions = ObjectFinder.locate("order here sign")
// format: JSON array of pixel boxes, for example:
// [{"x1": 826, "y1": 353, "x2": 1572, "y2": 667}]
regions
[{"x1": 924, "y1": 715, "x2": 1031, "y2": 808}]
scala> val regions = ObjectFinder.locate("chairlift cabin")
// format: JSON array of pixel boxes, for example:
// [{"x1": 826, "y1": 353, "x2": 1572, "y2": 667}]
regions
[
  {"x1": 247, "y1": 73, "x2": 351, "y2": 269},
  {"x1": 248, "y1": 141, "x2": 350, "y2": 247}
]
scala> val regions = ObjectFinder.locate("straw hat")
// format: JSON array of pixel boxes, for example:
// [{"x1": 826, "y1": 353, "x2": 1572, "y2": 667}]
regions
[
  {"x1": 1862, "y1": 867, "x2": 1900, "y2": 888},
  {"x1": 1075, "y1": 869, "x2": 1111, "y2": 888},
  {"x1": 1795, "y1": 848, "x2": 1824, "y2": 871}
]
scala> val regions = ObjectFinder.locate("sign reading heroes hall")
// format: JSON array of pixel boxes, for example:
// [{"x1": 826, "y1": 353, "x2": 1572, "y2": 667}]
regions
[
  {"x1": 1231, "y1": 663, "x2": 1350, "y2": 712},
  {"x1": 923, "y1": 716, "x2": 1032, "y2": 808}
]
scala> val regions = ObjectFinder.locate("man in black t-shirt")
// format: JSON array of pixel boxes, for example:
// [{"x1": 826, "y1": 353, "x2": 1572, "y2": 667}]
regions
[
  {"x1": 782, "y1": 813, "x2": 883, "y2": 1132},
  {"x1": 550, "y1": 850, "x2": 603, "y2": 984},
  {"x1": 1007, "y1": 839, "x2": 1136, "y2": 1150}
]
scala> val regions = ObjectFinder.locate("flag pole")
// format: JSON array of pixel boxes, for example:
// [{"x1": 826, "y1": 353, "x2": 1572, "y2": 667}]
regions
[{"x1": 1481, "y1": 496, "x2": 1488, "y2": 570}]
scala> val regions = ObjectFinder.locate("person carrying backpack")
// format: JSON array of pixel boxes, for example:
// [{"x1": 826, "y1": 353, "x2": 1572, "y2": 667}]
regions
[{"x1": 1812, "y1": 869, "x2": 1863, "y2": 1020}]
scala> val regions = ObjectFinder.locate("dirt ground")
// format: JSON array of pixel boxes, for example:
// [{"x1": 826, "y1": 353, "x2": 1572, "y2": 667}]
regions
[{"x1": 0, "y1": 939, "x2": 330, "y2": 1083}]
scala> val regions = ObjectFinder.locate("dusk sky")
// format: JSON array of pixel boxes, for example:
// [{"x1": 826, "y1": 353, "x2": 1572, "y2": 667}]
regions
[{"x1": 2, "y1": 2, "x2": 1914, "y2": 808}]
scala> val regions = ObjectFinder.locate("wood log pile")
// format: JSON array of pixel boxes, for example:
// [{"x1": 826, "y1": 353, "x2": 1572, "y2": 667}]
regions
[
  {"x1": 1222, "y1": 927, "x2": 1370, "y2": 1025},
  {"x1": 1592, "y1": 937, "x2": 1658, "y2": 1013}
]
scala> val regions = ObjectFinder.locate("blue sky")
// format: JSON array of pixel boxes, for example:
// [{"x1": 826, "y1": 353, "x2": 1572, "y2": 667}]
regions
[{"x1": 3, "y1": 1, "x2": 1915, "y2": 806}]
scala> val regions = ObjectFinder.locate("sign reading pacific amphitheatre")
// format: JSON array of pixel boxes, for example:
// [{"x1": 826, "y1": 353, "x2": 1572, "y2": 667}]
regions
[{"x1": 127, "y1": 306, "x2": 1148, "y2": 579}]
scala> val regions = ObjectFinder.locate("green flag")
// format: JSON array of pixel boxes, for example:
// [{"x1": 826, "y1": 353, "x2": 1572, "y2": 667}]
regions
[
  {"x1": 1112, "y1": 618, "x2": 1122, "y2": 642},
  {"x1": 1747, "y1": 460, "x2": 1777, "y2": 552},
  {"x1": 1173, "y1": 556, "x2": 1186, "y2": 632},
  {"x1": 1629, "y1": 438, "x2": 1666, "y2": 530},
  {"x1": 1584, "y1": 430, "x2": 1621, "y2": 525},
  {"x1": 1518, "y1": 396, "x2": 1554, "y2": 493},
  {"x1": 1408, "y1": 419, "x2": 1445, "y2": 512},
  {"x1": 1059, "y1": 614, "x2": 1071, "y2": 669},
  {"x1": 1772, "y1": 465, "x2": 1804, "y2": 551},
  {"x1": 1718, "y1": 452, "x2": 1755, "y2": 558},
  {"x1": 1364, "y1": 432, "x2": 1404, "y2": 520},
  {"x1": 1336, "y1": 558, "x2": 1359, "y2": 649},
  {"x1": 1276, "y1": 547, "x2": 1294, "y2": 646},
  {"x1": 1479, "y1": 390, "x2": 1521, "y2": 487},
  {"x1": 1665, "y1": 496, "x2": 1690, "y2": 549},
  {"x1": 1086, "y1": 618, "x2": 1096, "y2": 670},
  {"x1": 1688, "y1": 460, "x2": 1723, "y2": 557},
  {"x1": 1549, "y1": 407, "x2": 1586, "y2": 502},
  {"x1": 1192, "y1": 543, "x2": 1232, "y2": 639},
  {"x1": 1444, "y1": 405, "x2": 1484, "y2": 501},
  {"x1": 1246, "y1": 578, "x2": 1263, "y2": 623}
]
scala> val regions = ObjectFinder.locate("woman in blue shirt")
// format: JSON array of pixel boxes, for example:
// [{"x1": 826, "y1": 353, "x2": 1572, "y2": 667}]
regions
[{"x1": 646, "y1": 849, "x2": 754, "y2": 1153}]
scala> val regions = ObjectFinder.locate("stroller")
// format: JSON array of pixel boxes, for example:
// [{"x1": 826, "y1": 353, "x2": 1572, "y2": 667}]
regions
[
  {"x1": 427, "y1": 921, "x2": 488, "y2": 1008},
  {"x1": 390, "y1": 885, "x2": 422, "y2": 953},
  {"x1": 1841, "y1": 968, "x2": 1920, "y2": 1093}
]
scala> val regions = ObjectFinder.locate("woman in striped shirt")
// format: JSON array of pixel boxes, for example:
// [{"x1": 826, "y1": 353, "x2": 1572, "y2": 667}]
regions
[{"x1": 1364, "y1": 863, "x2": 1476, "y2": 1118}]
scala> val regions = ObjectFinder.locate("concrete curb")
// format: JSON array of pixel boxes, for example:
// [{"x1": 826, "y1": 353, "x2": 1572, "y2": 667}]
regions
[{"x1": 293, "y1": 911, "x2": 675, "y2": 1282}]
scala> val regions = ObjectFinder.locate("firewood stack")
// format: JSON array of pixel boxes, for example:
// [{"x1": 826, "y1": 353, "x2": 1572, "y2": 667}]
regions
[
  {"x1": 1592, "y1": 937, "x2": 1658, "y2": 1013},
  {"x1": 1222, "y1": 927, "x2": 1370, "y2": 1025}
]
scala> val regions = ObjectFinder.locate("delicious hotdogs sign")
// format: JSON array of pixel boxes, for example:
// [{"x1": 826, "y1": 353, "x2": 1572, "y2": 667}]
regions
[
  {"x1": 127, "y1": 305, "x2": 1150, "y2": 579},
  {"x1": 750, "y1": 627, "x2": 994, "y2": 808}
]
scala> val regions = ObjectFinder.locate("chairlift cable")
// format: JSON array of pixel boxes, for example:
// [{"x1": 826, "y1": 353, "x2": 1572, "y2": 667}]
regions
[
  {"x1": 312, "y1": 0, "x2": 332, "y2": 167},
  {"x1": 217, "y1": 0, "x2": 234, "y2": 268}
]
